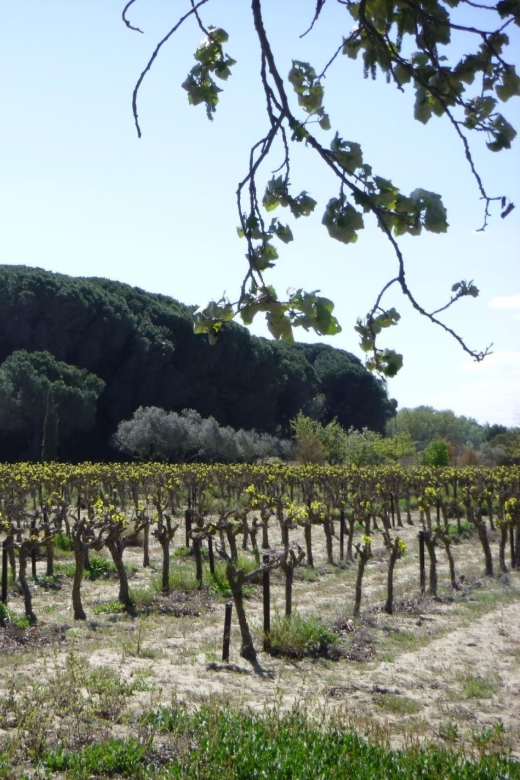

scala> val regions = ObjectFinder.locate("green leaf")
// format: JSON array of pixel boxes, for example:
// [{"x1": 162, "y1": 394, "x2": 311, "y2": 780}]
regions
[
  {"x1": 266, "y1": 306, "x2": 294, "y2": 342},
  {"x1": 410, "y1": 189, "x2": 448, "y2": 233},
  {"x1": 251, "y1": 243, "x2": 279, "y2": 272},
  {"x1": 289, "y1": 192, "x2": 317, "y2": 218},
  {"x1": 367, "y1": 349, "x2": 404, "y2": 377},
  {"x1": 319, "y1": 113, "x2": 331, "y2": 131},
  {"x1": 288, "y1": 290, "x2": 342, "y2": 336},
  {"x1": 496, "y1": 66, "x2": 520, "y2": 102},
  {"x1": 393, "y1": 63, "x2": 411, "y2": 86},
  {"x1": 330, "y1": 133, "x2": 363, "y2": 171},
  {"x1": 496, "y1": 0, "x2": 520, "y2": 25},
  {"x1": 486, "y1": 114, "x2": 517, "y2": 151},
  {"x1": 263, "y1": 176, "x2": 286, "y2": 212},
  {"x1": 270, "y1": 219, "x2": 294, "y2": 244},
  {"x1": 322, "y1": 197, "x2": 364, "y2": 244},
  {"x1": 414, "y1": 87, "x2": 433, "y2": 124}
]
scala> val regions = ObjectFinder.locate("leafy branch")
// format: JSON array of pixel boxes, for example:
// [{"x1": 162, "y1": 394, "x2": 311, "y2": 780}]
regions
[{"x1": 126, "y1": 0, "x2": 518, "y2": 376}]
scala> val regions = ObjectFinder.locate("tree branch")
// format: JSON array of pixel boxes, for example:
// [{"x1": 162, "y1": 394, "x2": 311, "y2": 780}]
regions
[{"x1": 131, "y1": 0, "x2": 211, "y2": 138}]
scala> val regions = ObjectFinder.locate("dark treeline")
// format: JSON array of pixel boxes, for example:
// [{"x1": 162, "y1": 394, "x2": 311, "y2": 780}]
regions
[{"x1": 0, "y1": 266, "x2": 394, "y2": 461}]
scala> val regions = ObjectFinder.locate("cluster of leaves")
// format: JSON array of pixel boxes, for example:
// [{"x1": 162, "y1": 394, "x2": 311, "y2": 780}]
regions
[
  {"x1": 290, "y1": 411, "x2": 416, "y2": 465},
  {"x1": 182, "y1": 27, "x2": 236, "y2": 120}
]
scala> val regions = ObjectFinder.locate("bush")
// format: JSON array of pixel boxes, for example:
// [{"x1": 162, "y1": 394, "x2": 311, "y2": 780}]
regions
[{"x1": 267, "y1": 613, "x2": 338, "y2": 657}]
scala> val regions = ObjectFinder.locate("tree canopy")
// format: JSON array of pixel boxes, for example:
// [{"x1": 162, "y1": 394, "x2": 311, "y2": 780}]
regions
[
  {"x1": 124, "y1": 0, "x2": 519, "y2": 374},
  {"x1": 0, "y1": 350, "x2": 105, "y2": 460},
  {"x1": 389, "y1": 404, "x2": 486, "y2": 451},
  {"x1": 0, "y1": 265, "x2": 394, "y2": 460}
]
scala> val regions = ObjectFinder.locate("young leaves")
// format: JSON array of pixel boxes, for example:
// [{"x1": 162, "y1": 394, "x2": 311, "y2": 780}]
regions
[{"x1": 182, "y1": 27, "x2": 236, "y2": 119}]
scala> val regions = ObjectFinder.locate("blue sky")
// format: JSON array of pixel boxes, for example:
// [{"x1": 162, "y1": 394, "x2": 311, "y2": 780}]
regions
[{"x1": 1, "y1": 0, "x2": 519, "y2": 425}]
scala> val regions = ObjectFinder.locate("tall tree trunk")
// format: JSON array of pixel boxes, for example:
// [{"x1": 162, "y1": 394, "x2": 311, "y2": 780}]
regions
[
  {"x1": 384, "y1": 549, "x2": 399, "y2": 615},
  {"x1": 72, "y1": 537, "x2": 86, "y2": 620},
  {"x1": 323, "y1": 516, "x2": 334, "y2": 565},
  {"x1": 423, "y1": 533, "x2": 437, "y2": 597},
  {"x1": 106, "y1": 540, "x2": 134, "y2": 611},
  {"x1": 161, "y1": 539, "x2": 170, "y2": 595},
  {"x1": 18, "y1": 545, "x2": 37, "y2": 625},
  {"x1": 143, "y1": 524, "x2": 150, "y2": 568},
  {"x1": 499, "y1": 524, "x2": 508, "y2": 573},
  {"x1": 353, "y1": 557, "x2": 367, "y2": 618},
  {"x1": 304, "y1": 523, "x2": 314, "y2": 568},
  {"x1": 226, "y1": 564, "x2": 256, "y2": 662},
  {"x1": 475, "y1": 517, "x2": 494, "y2": 576}
]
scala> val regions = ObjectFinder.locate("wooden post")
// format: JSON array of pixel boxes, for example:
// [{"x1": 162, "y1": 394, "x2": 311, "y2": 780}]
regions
[
  {"x1": 1, "y1": 539, "x2": 8, "y2": 604},
  {"x1": 31, "y1": 547, "x2": 37, "y2": 580},
  {"x1": 208, "y1": 534, "x2": 215, "y2": 576},
  {"x1": 185, "y1": 509, "x2": 192, "y2": 549},
  {"x1": 390, "y1": 495, "x2": 395, "y2": 528},
  {"x1": 510, "y1": 525, "x2": 515, "y2": 569},
  {"x1": 418, "y1": 531, "x2": 426, "y2": 594},
  {"x1": 222, "y1": 601, "x2": 233, "y2": 662},
  {"x1": 263, "y1": 554, "x2": 270, "y2": 651},
  {"x1": 285, "y1": 566, "x2": 293, "y2": 617},
  {"x1": 339, "y1": 509, "x2": 345, "y2": 561}
]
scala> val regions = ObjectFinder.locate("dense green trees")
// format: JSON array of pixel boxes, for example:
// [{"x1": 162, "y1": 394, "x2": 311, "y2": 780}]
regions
[
  {"x1": 0, "y1": 350, "x2": 104, "y2": 460},
  {"x1": 0, "y1": 266, "x2": 393, "y2": 460},
  {"x1": 390, "y1": 406, "x2": 486, "y2": 452}
]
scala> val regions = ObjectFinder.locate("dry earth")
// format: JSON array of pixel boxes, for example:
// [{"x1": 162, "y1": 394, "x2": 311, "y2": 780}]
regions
[{"x1": 1, "y1": 514, "x2": 519, "y2": 758}]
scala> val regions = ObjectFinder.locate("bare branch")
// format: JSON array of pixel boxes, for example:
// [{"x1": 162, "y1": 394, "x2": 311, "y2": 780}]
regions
[
  {"x1": 122, "y1": 0, "x2": 143, "y2": 33},
  {"x1": 300, "y1": 0, "x2": 328, "y2": 38},
  {"x1": 132, "y1": 0, "x2": 211, "y2": 138}
]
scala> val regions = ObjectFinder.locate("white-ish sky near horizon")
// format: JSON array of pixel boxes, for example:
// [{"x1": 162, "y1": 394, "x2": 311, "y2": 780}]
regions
[{"x1": 1, "y1": 0, "x2": 519, "y2": 426}]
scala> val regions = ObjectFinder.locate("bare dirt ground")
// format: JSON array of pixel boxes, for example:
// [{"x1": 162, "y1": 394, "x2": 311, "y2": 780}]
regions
[{"x1": 1, "y1": 515, "x2": 519, "y2": 758}]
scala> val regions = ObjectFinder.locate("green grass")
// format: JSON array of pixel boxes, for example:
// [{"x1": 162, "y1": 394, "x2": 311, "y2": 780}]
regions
[
  {"x1": 152, "y1": 561, "x2": 200, "y2": 592},
  {"x1": 456, "y1": 672, "x2": 501, "y2": 699},
  {"x1": 43, "y1": 738, "x2": 147, "y2": 778},
  {"x1": 267, "y1": 613, "x2": 338, "y2": 657},
  {"x1": 94, "y1": 600, "x2": 126, "y2": 615},
  {"x1": 373, "y1": 693, "x2": 422, "y2": 715},
  {"x1": 136, "y1": 705, "x2": 520, "y2": 779}
]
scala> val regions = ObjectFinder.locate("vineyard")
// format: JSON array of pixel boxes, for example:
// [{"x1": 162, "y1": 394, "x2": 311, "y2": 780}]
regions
[{"x1": 1, "y1": 462, "x2": 520, "y2": 776}]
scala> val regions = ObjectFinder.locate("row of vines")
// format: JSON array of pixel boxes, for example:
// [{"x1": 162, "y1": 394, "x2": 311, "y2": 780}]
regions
[{"x1": 1, "y1": 463, "x2": 519, "y2": 662}]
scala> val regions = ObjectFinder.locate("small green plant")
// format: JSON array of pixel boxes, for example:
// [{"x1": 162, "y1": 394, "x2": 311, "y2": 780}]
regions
[
  {"x1": 87, "y1": 555, "x2": 118, "y2": 580},
  {"x1": 173, "y1": 545, "x2": 192, "y2": 558},
  {"x1": 457, "y1": 672, "x2": 501, "y2": 699},
  {"x1": 129, "y1": 587, "x2": 155, "y2": 608},
  {"x1": 54, "y1": 561, "x2": 76, "y2": 578},
  {"x1": 439, "y1": 721, "x2": 459, "y2": 742},
  {"x1": 472, "y1": 720, "x2": 506, "y2": 754},
  {"x1": 94, "y1": 600, "x2": 126, "y2": 615},
  {"x1": 152, "y1": 561, "x2": 200, "y2": 592},
  {"x1": 0, "y1": 602, "x2": 11, "y2": 626},
  {"x1": 267, "y1": 613, "x2": 338, "y2": 657},
  {"x1": 122, "y1": 620, "x2": 159, "y2": 659},
  {"x1": 210, "y1": 563, "x2": 231, "y2": 597},
  {"x1": 373, "y1": 693, "x2": 421, "y2": 715},
  {"x1": 43, "y1": 738, "x2": 147, "y2": 778},
  {"x1": 296, "y1": 566, "x2": 320, "y2": 583},
  {"x1": 53, "y1": 531, "x2": 73, "y2": 552}
]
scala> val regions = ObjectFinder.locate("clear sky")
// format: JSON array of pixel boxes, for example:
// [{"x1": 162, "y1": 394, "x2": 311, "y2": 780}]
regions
[{"x1": 1, "y1": 1, "x2": 519, "y2": 426}]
